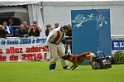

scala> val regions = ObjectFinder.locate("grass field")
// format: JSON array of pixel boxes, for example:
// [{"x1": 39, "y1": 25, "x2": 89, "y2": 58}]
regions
[{"x1": 0, "y1": 61, "x2": 124, "y2": 82}]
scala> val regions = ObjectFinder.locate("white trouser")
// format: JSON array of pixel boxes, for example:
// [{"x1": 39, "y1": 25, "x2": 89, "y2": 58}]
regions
[{"x1": 49, "y1": 43, "x2": 68, "y2": 67}]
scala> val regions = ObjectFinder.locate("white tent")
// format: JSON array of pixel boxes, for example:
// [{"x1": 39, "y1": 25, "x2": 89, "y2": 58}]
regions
[
  {"x1": 0, "y1": 0, "x2": 124, "y2": 36},
  {"x1": 0, "y1": 0, "x2": 124, "y2": 6},
  {"x1": 0, "y1": 0, "x2": 46, "y2": 37}
]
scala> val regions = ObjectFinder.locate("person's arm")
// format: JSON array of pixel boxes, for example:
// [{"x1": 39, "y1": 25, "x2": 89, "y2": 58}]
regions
[
  {"x1": 3, "y1": 28, "x2": 8, "y2": 34},
  {"x1": 15, "y1": 30, "x2": 19, "y2": 37},
  {"x1": 6, "y1": 27, "x2": 13, "y2": 37},
  {"x1": 37, "y1": 27, "x2": 42, "y2": 32},
  {"x1": 18, "y1": 34, "x2": 24, "y2": 38},
  {"x1": 28, "y1": 25, "x2": 33, "y2": 33},
  {"x1": 24, "y1": 29, "x2": 28, "y2": 37},
  {"x1": 16, "y1": 30, "x2": 22, "y2": 37},
  {"x1": 45, "y1": 29, "x2": 48, "y2": 36},
  {"x1": 62, "y1": 38, "x2": 66, "y2": 48}
]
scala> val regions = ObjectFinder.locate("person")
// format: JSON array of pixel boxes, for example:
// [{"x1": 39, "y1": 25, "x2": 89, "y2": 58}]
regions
[
  {"x1": 0, "y1": 25, "x2": 8, "y2": 38},
  {"x1": 23, "y1": 21, "x2": 29, "y2": 33},
  {"x1": 8, "y1": 18, "x2": 15, "y2": 26},
  {"x1": 45, "y1": 24, "x2": 52, "y2": 36},
  {"x1": 28, "y1": 21, "x2": 42, "y2": 37},
  {"x1": 54, "y1": 22, "x2": 59, "y2": 28},
  {"x1": 2, "y1": 21, "x2": 14, "y2": 37},
  {"x1": 8, "y1": 18, "x2": 17, "y2": 37},
  {"x1": 44, "y1": 25, "x2": 70, "y2": 71},
  {"x1": 15, "y1": 24, "x2": 28, "y2": 38},
  {"x1": 65, "y1": 24, "x2": 72, "y2": 54}
]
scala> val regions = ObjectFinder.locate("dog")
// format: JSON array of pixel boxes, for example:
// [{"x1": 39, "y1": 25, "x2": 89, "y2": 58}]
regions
[{"x1": 61, "y1": 52, "x2": 98, "y2": 70}]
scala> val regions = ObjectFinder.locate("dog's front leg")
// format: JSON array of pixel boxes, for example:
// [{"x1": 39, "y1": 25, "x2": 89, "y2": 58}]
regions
[
  {"x1": 89, "y1": 61, "x2": 94, "y2": 68},
  {"x1": 69, "y1": 65, "x2": 74, "y2": 70},
  {"x1": 88, "y1": 57, "x2": 94, "y2": 69},
  {"x1": 71, "y1": 65, "x2": 78, "y2": 70},
  {"x1": 70, "y1": 56, "x2": 78, "y2": 70}
]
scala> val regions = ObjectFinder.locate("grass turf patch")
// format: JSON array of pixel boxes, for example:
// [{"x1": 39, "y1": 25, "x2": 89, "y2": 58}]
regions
[{"x1": 0, "y1": 61, "x2": 124, "y2": 82}]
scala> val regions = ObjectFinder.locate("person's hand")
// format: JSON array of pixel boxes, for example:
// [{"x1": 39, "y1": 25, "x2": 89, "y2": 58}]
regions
[
  {"x1": 44, "y1": 46, "x2": 49, "y2": 51},
  {"x1": 2, "y1": 27, "x2": 4, "y2": 30},
  {"x1": 24, "y1": 34, "x2": 27, "y2": 37},
  {"x1": 30, "y1": 25, "x2": 34, "y2": 29},
  {"x1": 48, "y1": 27, "x2": 52, "y2": 31},
  {"x1": 0, "y1": 26, "x2": 5, "y2": 30}
]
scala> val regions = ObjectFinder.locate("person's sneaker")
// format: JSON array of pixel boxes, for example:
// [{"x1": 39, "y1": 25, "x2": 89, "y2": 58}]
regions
[
  {"x1": 50, "y1": 69, "x2": 55, "y2": 71},
  {"x1": 63, "y1": 67, "x2": 70, "y2": 70}
]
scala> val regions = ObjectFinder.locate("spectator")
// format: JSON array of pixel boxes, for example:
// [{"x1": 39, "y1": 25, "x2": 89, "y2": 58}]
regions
[
  {"x1": 0, "y1": 25, "x2": 8, "y2": 38},
  {"x1": 65, "y1": 24, "x2": 72, "y2": 54},
  {"x1": 45, "y1": 24, "x2": 52, "y2": 36},
  {"x1": 16, "y1": 24, "x2": 28, "y2": 38},
  {"x1": 23, "y1": 21, "x2": 29, "y2": 33},
  {"x1": 66, "y1": 24, "x2": 72, "y2": 37},
  {"x1": 8, "y1": 18, "x2": 17, "y2": 37},
  {"x1": 28, "y1": 21, "x2": 42, "y2": 37},
  {"x1": 54, "y1": 22, "x2": 59, "y2": 28},
  {"x1": 8, "y1": 18, "x2": 16, "y2": 26},
  {"x1": 2, "y1": 21, "x2": 14, "y2": 37}
]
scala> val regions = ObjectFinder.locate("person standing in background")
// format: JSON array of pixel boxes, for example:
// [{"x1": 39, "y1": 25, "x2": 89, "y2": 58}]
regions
[
  {"x1": 28, "y1": 21, "x2": 42, "y2": 37},
  {"x1": 45, "y1": 24, "x2": 52, "y2": 36},
  {"x1": 16, "y1": 24, "x2": 28, "y2": 38},
  {"x1": 0, "y1": 25, "x2": 8, "y2": 38},
  {"x1": 54, "y1": 22, "x2": 59, "y2": 28},
  {"x1": 23, "y1": 21, "x2": 29, "y2": 33},
  {"x1": 65, "y1": 24, "x2": 72, "y2": 54},
  {"x1": 8, "y1": 18, "x2": 15, "y2": 26},
  {"x1": 2, "y1": 21, "x2": 13, "y2": 37}
]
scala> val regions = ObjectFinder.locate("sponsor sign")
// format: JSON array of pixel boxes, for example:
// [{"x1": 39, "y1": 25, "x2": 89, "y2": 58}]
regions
[{"x1": 0, "y1": 37, "x2": 50, "y2": 62}]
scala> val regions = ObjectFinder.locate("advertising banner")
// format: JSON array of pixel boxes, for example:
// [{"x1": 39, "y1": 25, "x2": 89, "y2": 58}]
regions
[
  {"x1": 0, "y1": 37, "x2": 50, "y2": 62},
  {"x1": 71, "y1": 9, "x2": 111, "y2": 55},
  {"x1": 112, "y1": 40, "x2": 124, "y2": 50}
]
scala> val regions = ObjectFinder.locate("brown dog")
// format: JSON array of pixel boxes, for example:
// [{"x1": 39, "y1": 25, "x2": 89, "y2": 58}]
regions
[{"x1": 61, "y1": 52, "x2": 97, "y2": 70}]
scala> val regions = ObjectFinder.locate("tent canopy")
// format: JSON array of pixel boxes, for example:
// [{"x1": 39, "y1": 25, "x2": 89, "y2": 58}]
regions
[{"x1": 0, "y1": 0, "x2": 123, "y2": 6}]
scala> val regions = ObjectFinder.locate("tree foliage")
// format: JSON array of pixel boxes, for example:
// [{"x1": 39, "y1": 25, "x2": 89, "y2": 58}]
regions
[{"x1": 112, "y1": 50, "x2": 124, "y2": 64}]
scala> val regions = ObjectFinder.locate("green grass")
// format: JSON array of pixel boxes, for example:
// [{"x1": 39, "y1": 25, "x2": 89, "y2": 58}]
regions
[{"x1": 0, "y1": 61, "x2": 124, "y2": 82}]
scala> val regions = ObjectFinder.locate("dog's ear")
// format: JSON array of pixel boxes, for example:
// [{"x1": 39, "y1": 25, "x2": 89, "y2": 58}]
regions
[{"x1": 61, "y1": 55, "x2": 67, "y2": 60}]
